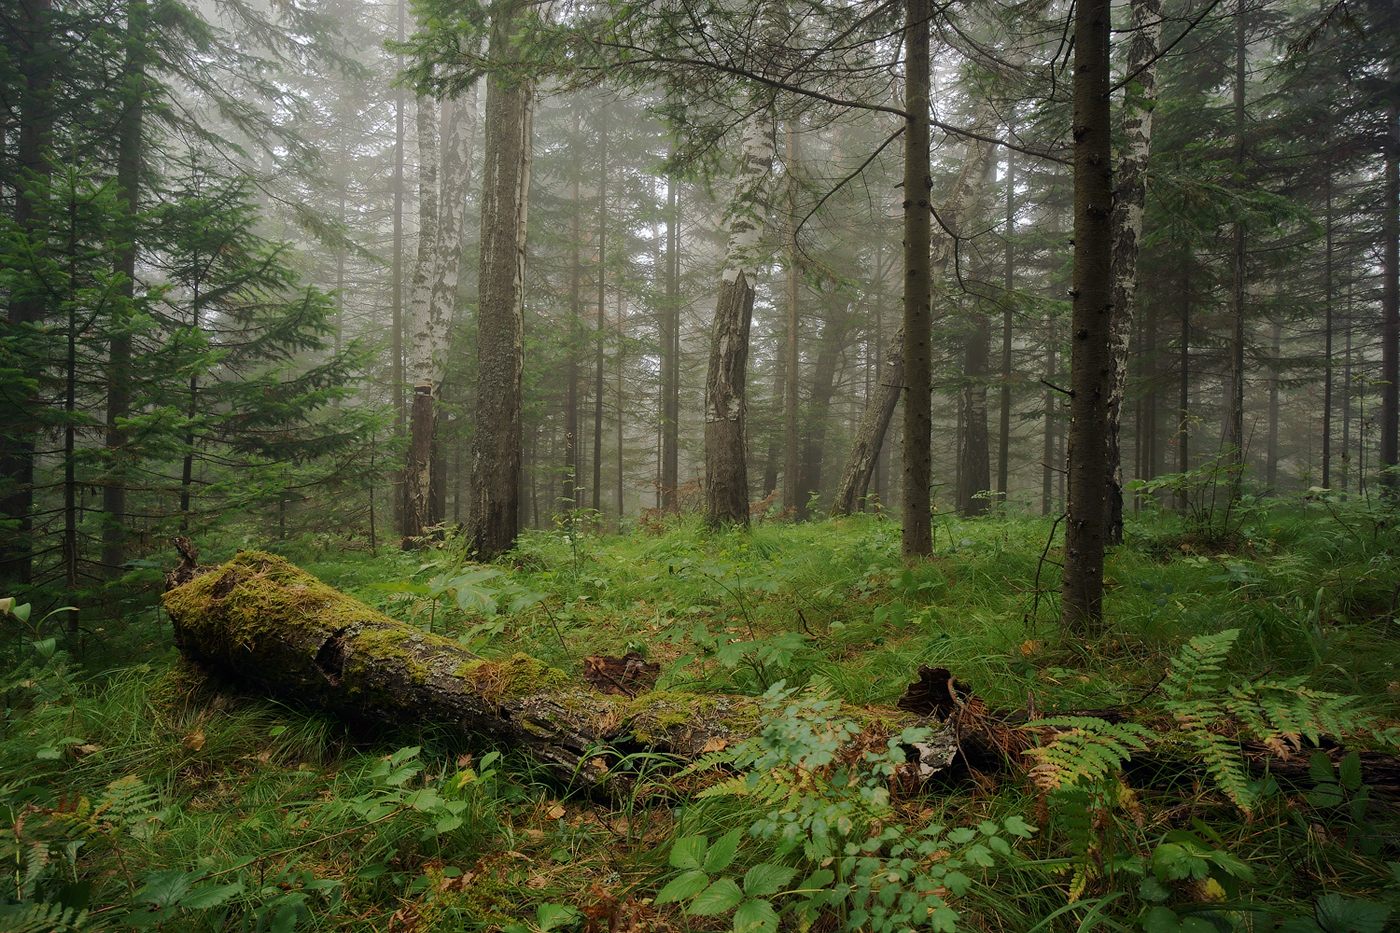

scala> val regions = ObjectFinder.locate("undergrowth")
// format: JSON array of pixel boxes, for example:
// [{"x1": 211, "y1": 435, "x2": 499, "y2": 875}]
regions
[{"x1": 3, "y1": 496, "x2": 1399, "y2": 930}]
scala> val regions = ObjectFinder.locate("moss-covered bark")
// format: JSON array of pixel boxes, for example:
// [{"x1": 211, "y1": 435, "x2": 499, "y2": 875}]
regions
[{"x1": 163, "y1": 551, "x2": 956, "y2": 787}]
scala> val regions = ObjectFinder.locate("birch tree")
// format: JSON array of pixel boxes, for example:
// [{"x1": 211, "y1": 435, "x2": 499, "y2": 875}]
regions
[
  {"x1": 402, "y1": 97, "x2": 440, "y2": 540},
  {"x1": 1104, "y1": 0, "x2": 1163, "y2": 545}
]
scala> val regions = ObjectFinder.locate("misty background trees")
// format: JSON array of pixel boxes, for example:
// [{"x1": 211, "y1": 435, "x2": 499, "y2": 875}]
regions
[{"x1": 2, "y1": 0, "x2": 1397, "y2": 625}]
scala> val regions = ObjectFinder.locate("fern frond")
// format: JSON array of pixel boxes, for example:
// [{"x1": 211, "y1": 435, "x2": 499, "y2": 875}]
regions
[
  {"x1": 0, "y1": 902, "x2": 91, "y2": 933},
  {"x1": 1023, "y1": 717, "x2": 1154, "y2": 792},
  {"x1": 1162, "y1": 629, "x2": 1240, "y2": 701}
]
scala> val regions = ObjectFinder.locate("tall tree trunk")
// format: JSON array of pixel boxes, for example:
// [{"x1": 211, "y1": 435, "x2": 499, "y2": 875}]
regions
[
  {"x1": 403, "y1": 99, "x2": 440, "y2": 541},
  {"x1": 1381, "y1": 63, "x2": 1399, "y2": 495},
  {"x1": 1177, "y1": 247, "x2": 1191, "y2": 510},
  {"x1": 616, "y1": 290, "x2": 625, "y2": 520},
  {"x1": 1322, "y1": 169, "x2": 1334, "y2": 488},
  {"x1": 1, "y1": 0, "x2": 54, "y2": 585},
  {"x1": 564, "y1": 110, "x2": 582, "y2": 511},
  {"x1": 465, "y1": 0, "x2": 533, "y2": 559},
  {"x1": 782, "y1": 121, "x2": 802, "y2": 514},
  {"x1": 391, "y1": 0, "x2": 407, "y2": 531},
  {"x1": 62, "y1": 186, "x2": 80, "y2": 610},
  {"x1": 1342, "y1": 295, "x2": 1353, "y2": 493},
  {"x1": 1224, "y1": 0, "x2": 1248, "y2": 476},
  {"x1": 829, "y1": 117, "x2": 995, "y2": 517},
  {"x1": 799, "y1": 295, "x2": 848, "y2": 512},
  {"x1": 957, "y1": 312, "x2": 992, "y2": 516},
  {"x1": 1105, "y1": 0, "x2": 1163, "y2": 545},
  {"x1": 1060, "y1": 0, "x2": 1113, "y2": 632},
  {"x1": 660, "y1": 171, "x2": 681, "y2": 510},
  {"x1": 702, "y1": 99, "x2": 777, "y2": 526},
  {"x1": 899, "y1": 0, "x2": 934, "y2": 556},
  {"x1": 593, "y1": 104, "x2": 608, "y2": 516},
  {"x1": 1042, "y1": 309, "x2": 1058, "y2": 517},
  {"x1": 1266, "y1": 318, "x2": 1281, "y2": 491},
  {"x1": 102, "y1": 0, "x2": 148, "y2": 577},
  {"x1": 996, "y1": 141, "x2": 1015, "y2": 502}
]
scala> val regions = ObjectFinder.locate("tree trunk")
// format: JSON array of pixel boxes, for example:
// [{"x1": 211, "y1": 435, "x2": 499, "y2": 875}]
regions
[
  {"x1": 1342, "y1": 295, "x2": 1353, "y2": 493},
  {"x1": 703, "y1": 102, "x2": 777, "y2": 527},
  {"x1": 102, "y1": 0, "x2": 148, "y2": 578},
  {"x1": 0, "y1": 0, "x2": 54, "y2": 586},
  {"x1": 1266, "y1": 319, "x2": 1281, "y2": 491},
  {"x1": 564, "y1": 109, "x2": 582, "y2": 512},
  {"x1": 956, "y1": 312, "x2": 991, "y2": 516},
  {"x1": 391, "y1": 0, "x2": 407, "y2": 531},
  {"x1": 799, "y1": 295, "x2": 849, "y2": 513},
  {"x1": 660, "y1": 171, "x2": 681, "y2": 510},
  {"x1": 593, "y1": 103, "x2": 608, "y2": 517},
  {"x1": 1177, "y1": 245, "x2": 1191, "y2": 509},
  {"x1": 782, "y1": 121, "x2": 802, "y2": 514},
  {"x1": 1042, "y1": 309, "x2": 1058, "y2": 517},
  {"x1": 402, "y1": 98, "x2": 440, "y2": 540},
  {"x1": 1322, "y1": 170, "x2": 1334, "y2": 488},
  {"x1": 163, "y1": 552, "x2": 958, "y2": 788},
  {"x1": 466, "y1": 0, "x2": 532, "y2": 559},
  {"x1": 830, "y1": 117, "x2": 995, "y2": 517},
  {"x1": 1224, "y1": 0, "x2": 1248, "y2": 477},
  {"x1": 1060, "y1": 0, "x2": 1113, "y2": 632},
  {"x1": 1105, "y1": 0, "x2": 1163, "y2": 545},
  {"x1": 1381, "y1": 64, "x2": 1399, "y2": 495},
  {"x1": 996, "y1": 142, "x2": 1015, "y2": 502},
  {"x1": 899, "y1": 0, "x2": 934, "y2": 557}
]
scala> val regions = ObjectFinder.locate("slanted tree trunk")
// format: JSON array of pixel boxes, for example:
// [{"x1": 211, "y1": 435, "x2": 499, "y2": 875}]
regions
[
  {"x1": 403, "y1": 99, "x2": 440, "y2": 541},
  {"x1": 466, "y1": 0, "x2": 533, "y2": 559},
  {"x1": 1060, "y1": 0, "x2": 1113, "y2": 632},
  {"x1": 1105, "y1": 0, "x2": 1163, "y2": 545},
  {"x1": 102, "y1": 0, "x2": 148, "y2": 577},
  {"x1": 703, "y1": 99, "x2": 777, "y2": 527},
  {"x1": 163, "y1": 552, "x2": 958, "y2": 787},
  {"x1": 0, "y1": 0, "x2": 55, "y2": 586},
  {"x1": 660, "y1": 170, "x2": 681, "y2": 510},
  {"x1": 900, "y1": 0, "x2": 934, "y2": 557},
  {"x1": 830, "y1": 121, "x2": 995, "y2": 517}
]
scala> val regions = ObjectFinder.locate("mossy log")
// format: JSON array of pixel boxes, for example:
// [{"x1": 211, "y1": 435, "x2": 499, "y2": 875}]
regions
[{"x1": 162, "y1": 551, "x2": 958, "y2": 787}]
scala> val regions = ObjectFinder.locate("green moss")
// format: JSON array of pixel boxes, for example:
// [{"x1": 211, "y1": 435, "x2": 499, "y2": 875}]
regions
[
  {"x1": 454, "y1": 653, "x2": 572, "y2": 702},
  {"x1": 624, "y1": 690, "x2": 761, "y2": 745}
]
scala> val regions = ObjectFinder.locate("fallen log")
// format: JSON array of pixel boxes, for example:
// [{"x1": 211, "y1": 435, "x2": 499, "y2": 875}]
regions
[{"x1": 162, "y1": 551, "x2": 958, "y2": 788}]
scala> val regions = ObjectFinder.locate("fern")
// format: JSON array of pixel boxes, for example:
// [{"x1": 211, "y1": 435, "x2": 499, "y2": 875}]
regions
[
  {"x1": 1024, "y1": 717, "x2": 1154, "y2": 792},
  {"x1": 0, "y1": 902, "x2": 91, "y2": 933}
]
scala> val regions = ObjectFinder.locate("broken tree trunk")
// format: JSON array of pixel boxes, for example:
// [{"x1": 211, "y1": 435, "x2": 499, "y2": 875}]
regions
[{"x1": 163, "y1": 552, "x2": 958, "y2": 788}]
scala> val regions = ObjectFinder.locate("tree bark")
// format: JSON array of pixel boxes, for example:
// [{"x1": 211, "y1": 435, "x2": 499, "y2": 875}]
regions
[
  {"x1": 102, "y1": 0, "x2": 148, "y2": 578},
  {"x1": 1381, "y1": 61, "x2": 1399, "y2": 495},
  {"x1": 0, "y1": 0, "x2": 54, "y2": 586},
  {"x1": 799, "y1": 294, "x2": 849, "y2": 512},
  {"x1": 956, "y1": 313, "x2": 991, "y2": 516},
  {"x1": 1266, "y1": 318, "x2": 1281, "y2": 491},
  {"x1": 466, "y1": 0, "x2": 533, "y2": 559},
  {"x1": 391, "y1": 0, "x2": 407, "y2": 531},
  {"x1": 1105, "y1": 0, "x2": 1163, "y2": 545},
  {"x1": 1223, "y1": 0, "x2": 1248, "y2": 477},
  {"x1": 996, "y1": 141, "x2": 1015, "y2": 502},
  {"x1": 703, "y1": 100, "x2": 777, "y2": 527},
  {"x1": 1060, "y1": 0, "x2": 1113, "y2": 632},
  {"x1": 660, "y1": 171, "x2": 681, "y2": 510},
  {"x1": 899, "y1": 0, "x2": 934, "y2": 557},
  {"x1": 782, "y1": 121, "x2": 802, "y2": 515},
  {"x1": 402, "y1": 98, "x2": 440, "y2": 541},
  {"x1": 1322, "y1": 169, "x2": 1334, "y2": 488},
  {"x1": 163, "y1": 552, "x2": 958, "y2": 788},
  {"x1": 593, "y1": 103, "x2": 608, "y2": 516},
  {"x1": 564, "y1": 109, "x2": 583, "y2": 511}
]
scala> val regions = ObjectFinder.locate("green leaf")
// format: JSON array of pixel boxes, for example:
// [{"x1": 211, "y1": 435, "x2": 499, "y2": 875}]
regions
[
  {"x1": 669, "y1": 835, "x2": 707, "y2": 870},
  {"x1": 1314, "y1": 894, "x2": 1390, "y2": 933},
  {"x1": 732, "y1": 897, "x2": 779, "y2": 932},
  {"x1": 655, "y1": 869, "x2": 710, "y2": 905},
  {"x1": 1002, "y1": 815, "x2": 1035, "y2": 838},
  {"x1": 1309, "y1": 752, "x2": 1338, "y2": 786},
  {"x1": 536, "y1": 902, "x2": 580, "y2": 931},
  {"x1": 138, "y1": 869, "x2": 193, "y2": 908},
  {"x1": 181, "y1": 881, "x2": 245, "y2": 909},
  {"x1": 742, "y1": 863, "x2": 795, "y2": 897},
  {"x1": 687, "y1": 878, "x2": 744, "y2": 916},
  {"x1": 1338, "y1": 752, "x2": 1364, "y2": 792},
  {"x1": 704, "y1": 828, "x2": 743, "y2": 873}
]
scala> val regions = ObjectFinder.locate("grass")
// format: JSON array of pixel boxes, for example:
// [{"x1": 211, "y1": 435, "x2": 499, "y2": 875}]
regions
[{"x1": 3, "y1": 496, "x2": 1399, "y2": 930}]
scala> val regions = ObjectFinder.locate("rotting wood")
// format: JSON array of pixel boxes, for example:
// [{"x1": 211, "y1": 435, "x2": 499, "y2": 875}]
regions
[{"x1": 163, "y1": 551, "x2": 959, "y2": 789}]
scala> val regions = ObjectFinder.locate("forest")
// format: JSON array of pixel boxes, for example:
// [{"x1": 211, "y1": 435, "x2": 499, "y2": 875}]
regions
[{"x1": 2, "y1": 0, "x2": 1399, "y2": 929}]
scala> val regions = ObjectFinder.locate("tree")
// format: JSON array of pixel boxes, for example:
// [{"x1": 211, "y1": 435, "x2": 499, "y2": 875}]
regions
[
  {"x1": 1060, "y1": 0, "x2": 1113, "y2": 631},
  {"x1": 466, "y1": 0, "x2": 533, "y2": 558}
]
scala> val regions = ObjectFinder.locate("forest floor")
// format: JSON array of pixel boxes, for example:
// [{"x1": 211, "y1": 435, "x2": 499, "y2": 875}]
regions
[{"x1": 5, "y1": 499, "x2": 1400, "y2": 931}]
